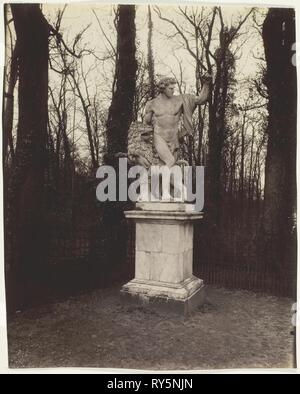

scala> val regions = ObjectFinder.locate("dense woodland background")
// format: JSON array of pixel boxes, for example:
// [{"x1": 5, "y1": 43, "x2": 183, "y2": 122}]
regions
[{"x1": 2, "y1": 4, "x2": 297, "y2": 310}]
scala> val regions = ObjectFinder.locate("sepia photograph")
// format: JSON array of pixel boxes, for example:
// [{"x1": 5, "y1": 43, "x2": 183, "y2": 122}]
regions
[{"x1": 0, "y1": 0, "x2": 298, "y2": 373}]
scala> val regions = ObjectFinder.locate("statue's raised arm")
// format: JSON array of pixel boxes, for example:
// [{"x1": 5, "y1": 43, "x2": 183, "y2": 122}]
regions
[
  {"x1": 194, "y1": 72, "x2": 213, "y2": 105},
  {"x1": 179, "y1": 72, "x2": 213, "y2": 139}
]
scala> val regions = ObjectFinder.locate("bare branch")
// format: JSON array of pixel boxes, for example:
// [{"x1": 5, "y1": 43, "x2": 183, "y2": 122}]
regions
[
  {"x1": 49, "y1": 56, "x2": 66, "y2": 74},
  {"x1": 202, "y1": 7, "x2": 218, "y2": 68},
  {"x1": 49, "y1": 17, "x2": 91, "y2": 59},
  {"x1": 92, "y1": 9, "x2": 117, "y2": 58},
  {"x1": 178, "y1": 6, "x2": 218, "y2": 68},
  {"x1": 218, "y1": 7, "x2": 225, "y2": 32},
  {"x1": 55, "y1": 4, "x2": 67, "y2": 32},
  {"x1": 72, "y1": 23, "x2": 91, "y2": 54},
  {"x1": 229, "y1": 8, "x2": 255, "y2": 44},
  {"x1": 154, "y1": 6, "x2": 207, "y2": 70}
]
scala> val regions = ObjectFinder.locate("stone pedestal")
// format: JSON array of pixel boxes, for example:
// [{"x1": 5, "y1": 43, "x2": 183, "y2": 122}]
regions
[{"x1": 121, "y1": 202, "x2": 205, "y2": 314}]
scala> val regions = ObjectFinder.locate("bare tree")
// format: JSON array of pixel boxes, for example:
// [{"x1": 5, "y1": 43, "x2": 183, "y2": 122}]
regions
[
  {"x1": 147, "y1": 5, "x2": 155, "y2": 99},
  {"x1": 105, "y1": 5, "x2": 137, "y2": 162},
  {"x1": 155, "y1": 6, "x2": 254, "y2": 225},
  {"x1": 6, "y1": 4, "x2": 51, "y2": 306},
  {"x1": 3, "y1": 5, "x2": 18, "y2": 166},
  {"x1": 48, "y1": 10, "x2": 103, "y2": 172},
  {"x1": 133, "y1": 54, "x2": 153, "y2": 122}
]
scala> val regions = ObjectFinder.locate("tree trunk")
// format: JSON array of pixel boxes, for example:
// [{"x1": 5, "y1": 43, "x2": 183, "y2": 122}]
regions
[
  {"x1": 6, "y1": 4, "x2": 50, "y2": 307},
  {"x1": 101, "y1": 5, "x2": 137, "y2": 279},
  {"x1": 239, "y1": 112, "x2": 246, "y2": 211},
  {"x1": 206, "y1": 48, "x2": 232, "y2": 227},
  {"x1": 106, "y1": 5, "x2": 137, "y2": 163},
  {"x1": 262, "y1": 8, "x2": 297, "y2": 277},
  {"x1": 71, "y1": 74, "x2": 98, "y2": 171},
  {"x1": 3, "y1": 44, "x2": 18, "y2": 166},
  {"x1": 248, "y1": 127, "x2": 255, "y2": 206},
  {"x1": 147, "y1": 5, "x2": 155, "y2": 99}
]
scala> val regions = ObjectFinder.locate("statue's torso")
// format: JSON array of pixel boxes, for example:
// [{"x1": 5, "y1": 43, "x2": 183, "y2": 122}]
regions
[{"x1": 151, "y1": 96, "x2": 183, "y2": 142}]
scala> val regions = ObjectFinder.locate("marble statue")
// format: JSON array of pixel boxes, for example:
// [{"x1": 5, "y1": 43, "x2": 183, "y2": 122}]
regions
[
  {"x1": 144, "y1": 74, "x2": 211, "y2": 167},
  {"x1": 128, "y1": 73, "x2": 212, "y2": 201},
  {"x1": 122, "y1": 75, "x2": 211, "y2": 312}
]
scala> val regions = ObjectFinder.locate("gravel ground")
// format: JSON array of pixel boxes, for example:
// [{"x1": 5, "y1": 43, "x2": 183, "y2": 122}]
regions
[{"x1": 7, "y1": 285, "x2": 295, "y2": 370}]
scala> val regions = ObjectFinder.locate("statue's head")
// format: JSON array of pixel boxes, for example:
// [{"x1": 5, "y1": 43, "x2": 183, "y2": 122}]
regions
[{"x1": 157, "y1": 77, "x2": 177, "y2": 97}]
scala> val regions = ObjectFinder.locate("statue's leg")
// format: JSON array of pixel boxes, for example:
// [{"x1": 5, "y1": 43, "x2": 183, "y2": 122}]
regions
[
  {"x1": 152, "y1": 135, "x2": 174, "y2": 200},
  {"x1": 174, "y1": 153, "x2": 188, "y2": 201},
  {"x1": 168, "y1": 148, "x2": 188, "y2": 201},
  {"x1": 153, "y1": 134, "x2": 176, "y2": 168},
  {"x1": 153, "y1": 136, "x2": 188, "y2": 201}
]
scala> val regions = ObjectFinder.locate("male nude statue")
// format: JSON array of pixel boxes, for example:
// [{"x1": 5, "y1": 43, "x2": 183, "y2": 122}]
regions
[
  {"x1": 140, "y1": 74, "x2": 211, "y2": 201},
  {"x1": 144, "y1": 74, "x2": 212, "y2": 168}
]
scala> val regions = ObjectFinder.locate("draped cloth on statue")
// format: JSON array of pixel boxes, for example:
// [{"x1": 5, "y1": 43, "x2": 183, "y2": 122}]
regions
[{"x1": 179, "y1": 94, "x2": 198, "y2": 139}]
